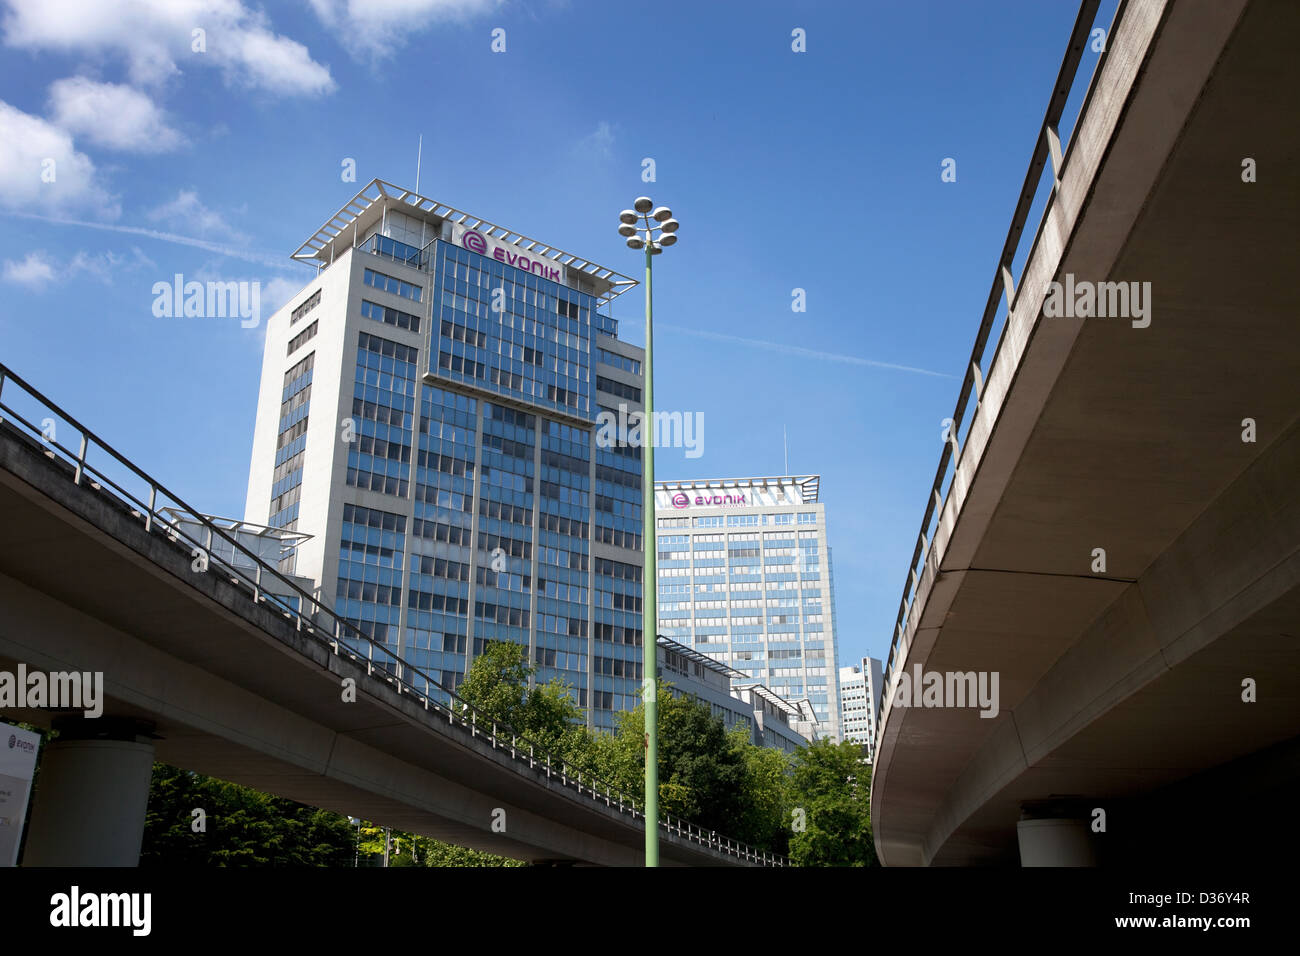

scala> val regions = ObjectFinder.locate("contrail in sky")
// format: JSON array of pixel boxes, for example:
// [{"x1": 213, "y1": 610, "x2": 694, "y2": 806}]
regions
[
  {"x1": 8, "y1": 211, "x2": 298, "y2": 271},
  {"x1": 656, "y1": 322, "x2": 955, "y2": 378}
]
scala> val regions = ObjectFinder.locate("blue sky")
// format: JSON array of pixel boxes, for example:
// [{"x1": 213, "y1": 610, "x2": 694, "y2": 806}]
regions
[{"x1": 0, "y1": 0, "x2": 1113, "y2": 672}]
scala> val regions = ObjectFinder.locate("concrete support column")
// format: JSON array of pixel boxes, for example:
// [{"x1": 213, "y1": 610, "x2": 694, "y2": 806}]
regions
[
  {"x1": 23, "y1": 718, "x2": 155, "y2": 866},
  {"x1": 1016, "y1": 816, "x2": 1098, "y2": 867}
]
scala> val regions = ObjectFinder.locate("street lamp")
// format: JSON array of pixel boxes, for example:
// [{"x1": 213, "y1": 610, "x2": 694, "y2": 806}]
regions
[{"x1": 616, "y1": 196, "x2": 679, "y2": 867}]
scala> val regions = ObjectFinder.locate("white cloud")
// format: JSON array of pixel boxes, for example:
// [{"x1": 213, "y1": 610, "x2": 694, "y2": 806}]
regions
[
  {"x1": 2, "y1": 251, "x2": 56, "y2": 287},
  {"x1": 2, "y1": 0, "x2": 335, "y2": 96},
  {"x1": 307, "y1": 0, "x2": 504, "y2": 58},
  {"x1": 48, "y1": 77, "x2": 184, "y2": 152},
  {"x1": 67, "y1": 249, "x2": 123, "y2": 283},
  {"x1": 0, "y1": 248, "x2": 132, "y2": 288},
  {"x1": 147, "y1": 189, "x2": 245, "y2": 240},
  {"x1": 261, "y1": 276, "x2": 304, "y2": 316},
  {"x1": 0, "y1": 99, "x2": 119, "y2": 217}
]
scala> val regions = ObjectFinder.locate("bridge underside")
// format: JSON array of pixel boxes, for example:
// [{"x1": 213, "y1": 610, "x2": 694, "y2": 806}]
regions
[
  {"x1": 0, "y1": 428, "x2": 736, "y2": 867},
  {"x1": 873, "y1": 0, "x2": 1300, "y2": 865}
]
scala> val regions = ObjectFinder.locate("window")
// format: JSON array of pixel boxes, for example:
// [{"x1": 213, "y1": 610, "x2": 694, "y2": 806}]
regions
[
  {"x1": 361, "y1": 299, "x2": 421, "y2": 333},
  {"x1": 287, "y1": 320, "x2": 317, "y2": 355},
  {"x1": 596, "y1": 347, "x2": 641, "y2": 375},
  {"x1": 364, "y1": 268, "x2": 422, "y2": 303},
  {"x1": 290, "y1": 288, "x2": 320, "y2": 324},
  {"x1": 596, "y1": 376, "x2": 641, "y2": 402}
]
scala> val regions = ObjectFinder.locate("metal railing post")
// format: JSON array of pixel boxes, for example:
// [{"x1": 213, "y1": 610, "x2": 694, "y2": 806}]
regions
[{"x1": 74, "y1": 434, "x2": 87, "y2": 486}]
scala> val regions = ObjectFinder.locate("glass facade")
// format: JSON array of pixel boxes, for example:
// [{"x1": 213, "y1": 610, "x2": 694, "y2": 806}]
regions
[
  {"x1": 311, "y1": 226, "x2": 643, "y2": 731},
  {"x1": 655, "y1": 487, "x2": 840, "y2": 739},
  {"x1": 427, "y1": 240, "x2": 593, "y2": 421}
]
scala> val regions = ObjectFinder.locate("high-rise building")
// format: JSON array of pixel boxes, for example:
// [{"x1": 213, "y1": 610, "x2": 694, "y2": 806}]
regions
[
  {"x1": 243, "y1": 180, "x2": 647, "y2": 731},
  {"x1": 654, "y1": 475, "x2": 844, "y2": 741},
  {"x1": 839, "y1": 657, "x2": 883, "y2": 760}
]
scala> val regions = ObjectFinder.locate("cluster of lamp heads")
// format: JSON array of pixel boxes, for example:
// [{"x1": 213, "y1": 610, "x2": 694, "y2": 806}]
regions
[{"x1": 617, "y1": 197, "x2": 679, "y2": 254}]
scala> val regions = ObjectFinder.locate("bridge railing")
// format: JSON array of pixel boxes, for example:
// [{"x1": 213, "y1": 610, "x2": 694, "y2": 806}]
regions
[
  {"x1": 876, "y1": 0, "x2": 1127, "y2": 733},
  {"x1": 0, "y1": 362, "x2": 785, "y2": 867}
]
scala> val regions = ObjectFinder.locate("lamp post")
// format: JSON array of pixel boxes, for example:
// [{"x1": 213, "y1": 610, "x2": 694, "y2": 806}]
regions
[{"x1": 617, "y1": 197, "x2": 678, "y2": 867}]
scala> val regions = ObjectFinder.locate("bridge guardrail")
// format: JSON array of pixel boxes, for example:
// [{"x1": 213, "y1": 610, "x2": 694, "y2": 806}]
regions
[
  {"x1": 0, "y1": 361, "x2": 785, "y2": 867},
  {"x1": 876, "y1": 0, "x2": 1126, "y2": 734}
]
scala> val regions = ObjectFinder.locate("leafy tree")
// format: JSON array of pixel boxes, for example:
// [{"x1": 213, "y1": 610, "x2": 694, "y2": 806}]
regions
[
  {"x1": 356, "y1": 825, "x2": 523, "y2": 867},
  {"x1": 588, "y1": 678, "x2": 750, "y2": 838},
  {"x1": 730, "y1": 728, "x2": 794, "y2": 854},
  {"x1": 141, "y1": 764, "x2": 355, "y2": 867},
  {"x1": 456, "y1": 639, "x2": 593, "y2": 761},
  {"x1": 786, "y1": 740, "x2": 877, "y2": 866}
]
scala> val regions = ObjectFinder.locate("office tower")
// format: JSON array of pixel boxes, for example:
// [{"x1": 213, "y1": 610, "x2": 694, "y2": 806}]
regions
[
  {"x1": 244, "y1": 180, "x2": 645, "y2": 731},
  {"x1": 654, "y1": 475, "x2": 844, "y2": 741},
  {"x1": 839, "y1": 657, "x2": 883, "y2": 760}
]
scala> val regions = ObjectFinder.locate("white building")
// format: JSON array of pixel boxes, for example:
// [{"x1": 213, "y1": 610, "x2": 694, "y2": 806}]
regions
[
  {"x1": 654, "y1": 475, "x2": 844, "y2": 741},
  {"x1": 839, "y1": 657, "x2": 883, "y2": 760},
  {"x1": 242, "y1": 179, "x2": 649, "y2": 731}
]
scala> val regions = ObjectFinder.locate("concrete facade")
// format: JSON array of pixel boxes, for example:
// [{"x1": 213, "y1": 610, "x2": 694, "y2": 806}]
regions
[{"x1": 839, "y1": 658, "x2": 882, "y2": 759}]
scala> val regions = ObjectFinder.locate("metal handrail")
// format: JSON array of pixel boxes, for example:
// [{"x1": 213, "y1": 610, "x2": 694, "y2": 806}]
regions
[
  {"x1": 876, "y1": 0, "x2": 1121, "y2": 730},
  {"x1": 0, "y1": 361, "x2": 785, "y2": 866}
]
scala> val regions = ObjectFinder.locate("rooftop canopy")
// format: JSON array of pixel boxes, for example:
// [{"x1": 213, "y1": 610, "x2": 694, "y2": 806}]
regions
[{"x1": 291, "y1": 178, "x2": 638, "y2": 308}]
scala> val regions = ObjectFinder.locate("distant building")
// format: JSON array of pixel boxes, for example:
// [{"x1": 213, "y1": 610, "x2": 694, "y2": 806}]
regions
[
  {"x1": 654, "y1": 475, "x2": 843, "y2": 740},
  {"x1": 657, "y1": 636, "x2": 814, "y2": 754},
  {"x1": 839, "y1": 657, "x2": 883, "y2": 760}
]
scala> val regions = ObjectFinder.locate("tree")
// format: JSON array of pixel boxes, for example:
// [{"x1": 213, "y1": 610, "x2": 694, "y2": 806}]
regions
[
  {"x1": 588, "y1": 678, "x2": 751, "y2": 839},
  {"x1": 355, "y1": 825, "x2": 523, "y2": 867},
  {"x1": 456, "y1": 639, "x2": 592, "y2": 760},
  {"x1": 731, "y1": 728, "x2": 793, "y2": 854},
  {"x1": 787, "y1": 740, "x2": 877, "y2": 866},
  {"x1": 141, "y1": 764, "x2": 355, "y2": 867}
]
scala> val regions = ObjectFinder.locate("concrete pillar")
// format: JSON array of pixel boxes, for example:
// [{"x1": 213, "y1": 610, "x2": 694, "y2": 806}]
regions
[
  {"x1": 23, "y1": 719, "x2": 155, "y2": 866},
  {"x1": 1016, "y1": 817, "x2": 1097, "y2": 867}
]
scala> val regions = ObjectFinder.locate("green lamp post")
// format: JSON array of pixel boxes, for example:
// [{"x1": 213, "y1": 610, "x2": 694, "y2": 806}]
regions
[{"x1": 617, "y1": 197, "x2": 679, "y2": 866}]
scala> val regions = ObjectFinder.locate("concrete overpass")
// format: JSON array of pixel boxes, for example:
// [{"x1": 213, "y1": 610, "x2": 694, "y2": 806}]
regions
[
  {"x1": 871, "y1": 0, "x2": 1300, "y2": 865},
  {"x1": 0, "y1": 372, "x2": 779, "y2": 866}
]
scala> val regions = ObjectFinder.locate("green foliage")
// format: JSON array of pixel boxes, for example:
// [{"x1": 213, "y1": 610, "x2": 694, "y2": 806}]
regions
[
  {"x1": 141, "y1": 764, "x2": 355, "y2": 867},
  {"x1": 356, "y1": 829, "x2": 524, "y2": 867},
  {"x1": 130, "y1": 645, "x2": 877, "y2": 867},
  {"x1": 456, "y1": 639, "x2": 593, "y2": 761},
  {"x1": 732, "y1": 729, "x2": 794, "y2": 855},
  {"x1": 588, "y1": 679, "x2": 787, "y2": 847},
  {"x1": 786, "y1": 740, "x2": 877, "y2": 867}
]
